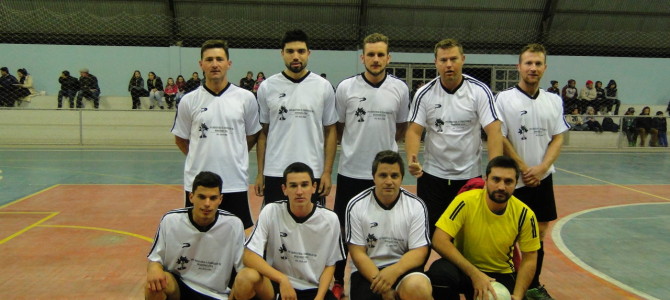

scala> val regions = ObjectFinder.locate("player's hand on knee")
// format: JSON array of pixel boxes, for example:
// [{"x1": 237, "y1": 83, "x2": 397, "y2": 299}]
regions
[
  {"x1": 279, "y1": 278, "x2": 297, "y2": 300},
  {"x1": 146, "y1": 269, "x2": 168, "y2": 292},
  {"x1": 371, "y1": 268, "x2": 399, "y2": 295},
  {"x1": 254, "y1": 175, "x2": 264, "y2": 197}
]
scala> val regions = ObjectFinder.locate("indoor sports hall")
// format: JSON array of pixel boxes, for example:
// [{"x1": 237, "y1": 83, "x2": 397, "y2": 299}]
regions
[{"x1": 1, "y1": 1, "x2": 669, "y2": 299}]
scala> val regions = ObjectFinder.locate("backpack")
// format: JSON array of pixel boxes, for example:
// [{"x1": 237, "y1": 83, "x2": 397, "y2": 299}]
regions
[{"x1": 602, "y1": 117, "x2": 619, "y2": 132}]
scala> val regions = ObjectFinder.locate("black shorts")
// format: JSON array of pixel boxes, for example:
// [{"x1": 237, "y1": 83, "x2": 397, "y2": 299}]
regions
[
  {"x1": 184, "y1": 190, "x2": 254, "y2": 229},
  {"x1": 333, "y1": 174, "x2": 374, "y2": 226},
  {"x1": 426, "y1": 258, "x2": 515, "y2": 300},
  {"x1": 349, "y1": 266, "x2": 426, "y2": 300},
  {"x1": 513, "y1": 174, "x2": 557, "y2": 222},
  {"x1": 417, "y1": 172, "x2": 475, "y2": 236},
  {"x1": 270, "y1": 281, "x2": 337, "y2": 300},
  {"x1": 263, "y1": 175, "x2": 324, "y2": 206},
  {"x1": 173, "y1": 272, "x2": 219, "y2": 300}
]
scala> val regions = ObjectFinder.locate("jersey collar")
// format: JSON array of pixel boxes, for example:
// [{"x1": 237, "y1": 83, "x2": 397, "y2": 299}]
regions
[
  {"x1": 373, "y1": 189, "x2": 401, "y2": 210},
  {"x1": 286, "y1": 201, "x2": 317, "y2": 223},
  {"x1": 203, "y1": 82, "x2": 231, "y2": 97},
  {"x1": 187, "y1": 207, "x2": 218, "y2": 232},
  {"x1": 440, "y1": 76, "x2": 464, "y2": 94},
  {"x1": 361, "y1": 72, "x2": 387, "y2": 88},
  {"x1": 515, "y1": 84, "x2": 540, "y2": 100},
  {"x1": 282, "y1": 71, "x2": 311, "y2": 83}
]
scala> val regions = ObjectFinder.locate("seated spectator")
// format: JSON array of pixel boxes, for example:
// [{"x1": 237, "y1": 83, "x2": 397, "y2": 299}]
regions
[
  {"x1": 561, "y1": 79, "x2": 578, "y2": 114},
  {"x1": 128, "y1": 70, "x2": 145, "y2": 110},
  {"x1": 566, "y1": 107, "x2": 588, "y2": 131},
  {"x1": 164, "y1": 77, "x2": 178, "y2": 109},
  {"x1": 145, "y1": 171, "x2": 244, "y2": 299},
  {"x1": 147, "y1": 71, "x2": 164, "y2": 110},
  {"x1": 0, "y1": 66, "x2": 18, "y2": 107},
  {"x1": 578, "y1": 80, "x2": 597, "y2": 113},
  {"x1": 184, "y1": 72, "x2": 201, "y2": 94},
  {"x1": 622, "y1": 107, "x2": 638, "y2": 147},
  {"x1": 605, "y1": 80, "x2": 621, "y2": 115},
  {"x1": 252, "y1": 71, "x2": 265, "y2": 95},
  {"x1": 239, "y1": 71, "x2": 255, "y2": 91},
  {"x1": 594, "y1": 81, "x2": 607, "y2": 114},
  {"x1": 58, "y1": 70, "x2": 79, "y2": 109},
  {"x1": 653, "y1": 111, "x2": 667, "y2": 147},
  {"x1": 547, "y1": 80, "x2": 560, "y2": 96},
  {"x1": 175, "y1": 75, "x2": 186, "y2": 106},
  {"x1": 584, "y1": 106, "x2": 603, "y2": 133},
  {"x1": 76, "y1": 68, "x2": 100, "y2": 109},
  {"x1": 320, "y1": 73, "x2": 327, "y2": 79},
  {"x1": 15, "y1": 68, "x2": 36, "y2": 105},
  {"x1": 635, "y1": 106, "x2": 653, "y2": 147}
]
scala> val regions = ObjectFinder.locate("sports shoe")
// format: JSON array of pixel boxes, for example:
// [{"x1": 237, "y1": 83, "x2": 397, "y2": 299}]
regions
[
  {"x1": 525, "y1": 285, "x2": 554, "y2": 300},
  {"x1": 331, "y1": 283, "x2": 344, "y2": 300}
]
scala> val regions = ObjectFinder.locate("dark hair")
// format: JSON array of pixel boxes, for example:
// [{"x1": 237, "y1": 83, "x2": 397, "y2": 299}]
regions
[
  {"x1": 201, "y1": 39, "x2": 230, "y2": 60},
  {"x1": 63, "y1": 70, "x2": 70, "y2": 77},
  {"x1": 550, "y1": 80, "x2": 558, "y2": 85},
  {"x1": 281, "y1": 29, "x2": 309, "y2": 50},
  {"x1": 192, "y1": 171, "x2": 223, "y2": 194},
  {"x1": 17, "y1": 68, "x2": 29, "y2": 76},
  {"x1": 640, "y1": 106, "x2": 651, "y2": 115},
  {"x1": 434, "y1": 38, "x2": 463, "y2": 57},
  {"x1": 485, "y1": 156, "x2": 520, "y2": 180},
  {"x1": 372, "y1": 150, "x2": 405, "y2": 178},
  {"x1": 282, "y1": 162, "x2": 315, "y2": 184}
]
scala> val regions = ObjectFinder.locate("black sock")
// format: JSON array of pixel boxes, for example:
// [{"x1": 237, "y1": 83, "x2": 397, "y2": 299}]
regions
[
  {"x1": 333, "y1": 244, "x2": 349, "y2": 284},
  {"x1": 531, "y1": 241, "x2": 544, "y2": 288}
]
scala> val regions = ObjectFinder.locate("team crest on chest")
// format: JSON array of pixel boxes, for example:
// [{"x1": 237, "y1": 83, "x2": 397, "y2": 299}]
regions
[
  {"x1": 199, "y1": 123, "x2": 209, "y2": 138},
  {"x1": 176, "y1": 256, "x2": 190, "y2": 270},
  {"x1": 366, "y1": 233, "x2": 378, "y2": 248},
  {"x1": 355, "y1": 107, "x2": 366, "y2": 122}
]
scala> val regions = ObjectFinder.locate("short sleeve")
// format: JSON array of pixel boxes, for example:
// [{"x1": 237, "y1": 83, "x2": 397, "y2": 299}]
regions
[
  {"x1": 257, "y1": 83, "x2": 270, "y2": 124},
  {"x1": 243, "y1": 93, "x2": 262, "y2": 136},
  {"x1": 396, "y1": 84, "x2": 410, "y2": 123},
  {"x1": 147, "y1": 219, "x2": 167, "y2": 263},
  {"x1": 335, "y1": 82, "x2": 348, "y2": 123},
  {"x1": 245, "y1": 206, "x2": 271, "y2": 257},
  {"x1": 171, "y1": 95, "x2": 192, "y2": 139},
  {"x1": 322, "y1": 82, "x2": 338, "y2": 126},
  {"x1": 517, "y1": 210, "x2": 541, "y2": 252},
  {"x1": 345, "y1": 200, "x2": 365, "y2": 246},
  {"x1": 408, "y1": 86, "x2": 428, "y2": 127},
  {"x1": 435, "y1": 197, "x2": 466, "y2": 238},
  {"x1": 407, "y1": 200, "x2": 430, "y2": 249}
]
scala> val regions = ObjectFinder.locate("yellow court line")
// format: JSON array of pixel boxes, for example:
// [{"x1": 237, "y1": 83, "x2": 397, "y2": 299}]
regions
[
  {"x1": 557, "y1": 167, "x2": 670, "y2": 202},
  {"x1": 0, "y1": 212, "x2": 59, "y2": 244},
  {"x1": 0, "y1": 184, "x2": 61, "y2": 210},
  {"x1": 38, "y1": 225, "x2": 154, "y2": 243}
]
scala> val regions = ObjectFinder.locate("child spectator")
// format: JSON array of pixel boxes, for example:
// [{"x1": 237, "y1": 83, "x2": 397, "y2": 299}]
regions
[
  {"x1": 252, "y1": 71, "x2": 265, "y2": 95},
  {"x1": 635, "y1": 106, "x2": 653, "y2": 147},
  {"x1": 164, "y1": 77, "x2": 178, "y2": 109},
  {"x1": 566, "y1": 107, "x2": 588, "y2": 131},
  {"x1": 175, "y1": 75, "x2": 186, "y2": 106},
  {"x1": 128, "y1": 70, "x2": 145, "y2": 109},
  {"x1": 653, "y1": 111, "x2": 667, "y2": 147},
  {"x1": 622, "y1": 107, "x2": 637, "y2": 146},
  {"x1": 584, "y1": 106, "x2": 603, "y2": 133},
  {"x1": 147, "y1": 71, "x2": 164, "y2": 109},
  {"x1": 547, "y1": 80, "x2": 560, "y2": 95}
]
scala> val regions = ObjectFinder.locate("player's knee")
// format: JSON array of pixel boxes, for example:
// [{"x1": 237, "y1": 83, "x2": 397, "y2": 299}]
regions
[
  {"x1": 397, "y1": 274, "x2": 432, "y2": 300},
  {"x1": 232, "y1": 268, "x2": 263, "y2": 299}
]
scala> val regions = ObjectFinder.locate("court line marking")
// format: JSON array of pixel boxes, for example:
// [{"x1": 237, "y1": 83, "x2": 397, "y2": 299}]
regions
[
  {"x1": 0, "y1": 184, "x2": 61, "y2": 209},
  {"x1": 556, "y1": 167, "x2": 670, "y2": 202},
  {"x1": 38, "y1": 225, "x2": 154, "y2": 243},
  {"x1": 553, "y1": 203, "x2": 668, "y2": 300},
  {"x1": 0, "y1": 212, "x2": 59, "y2": 245}
]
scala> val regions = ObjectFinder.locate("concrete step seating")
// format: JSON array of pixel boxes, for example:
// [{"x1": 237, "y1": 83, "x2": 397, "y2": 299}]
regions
[{"x1": 16, "y1": 95, "x2": 175, "y2": 110}]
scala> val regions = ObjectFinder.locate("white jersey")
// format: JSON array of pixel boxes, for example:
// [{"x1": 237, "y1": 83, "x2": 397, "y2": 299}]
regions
[
  {"x1": 408, "y1": 75, "x2": 501, "y2": 179},
  {"x1": 336, "y1": 73, "x2": 410, "y2": 179},
  {"x1": 345, "y1": 187, "x2": 430, "y2": 273},
  {"x1": 245, "y1": 201, "x2": 345, "y2": 290},
  {"x1": 495, "y1": 86, "x2": 570, "y2": 188},
  {"x1": 257, "y1": 71, "x2": 338, "y2": 177},
  {"x1": 172, "y1": 84, "x2": 261, "y2": 192},
  {"x1": 147, "y1": 208, "x2": 245, "y2": 299}
]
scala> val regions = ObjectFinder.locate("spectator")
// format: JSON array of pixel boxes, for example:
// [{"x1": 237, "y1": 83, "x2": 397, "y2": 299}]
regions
[
  {"x1": 184, "y1": 72, "x2": 201, "y2": 94},
  {"x1": 622, "y1": 107, "x2": 638, "y2": 147},
  {"x1": 584, "y1": 106, "x2": 603, "y2": 133},
  {"x1": 605, "y1": 79, "x2": 621, "y2": 115},
  {"x1": 635, "y1": 106, "x2": 653, "y2": 147},
  {"x1": 164, "y1": 77, "x2": 178, "y2": 109},
  {"x1": 147, "y1": 71, "x2": 164, "y2": 110},
  {"x1": 252, "y1": 71, "x2": 265, "y2": 95},
  {"x1": 653, "y1": 111, "x2": 667, "y2": 147},
  {"x1": 0, "y1": 67, "x2": 18, "y2": 107},
  {"x1": 175, "y1": 75, "x2": 186, "y2": 106},
  {"x1": 76, "y1": 68, "x2": 100, "y2": 109},
  {"x1": 578, "y1": 80, "x2": 597, "y2": 113},
  {"x1": 566, "y1": 107, "x2": 588, "y2": 131},
  {"x1": 15, "y1": 68, "x2": 36, "y2": 105},
  {"x1": 57, "y1": 70, "x2": 79, "y2": 109},
  {"x1": 546, "y1": 80, "x2": 560, "y2": 96},
  {"x1": 594, "y1": 80, "x2": 607, "y2": 114},
  {"x1": 128, "y1": 70, "x2": 145, "y2": 110},
  {"x1": 239, "y1": 71, "x2": 255, "y2": 91},
  {"x1": 320, "y1": 73, "x2": 327, "y2": 78},
  {"x1": 561, "y1": 79, "x2": 578, "y2": 114}
]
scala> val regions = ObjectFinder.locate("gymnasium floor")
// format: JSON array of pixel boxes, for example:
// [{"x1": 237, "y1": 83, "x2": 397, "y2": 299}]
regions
[{"x1": 0, "y1": 147, "x2": 668, "y2": 299}]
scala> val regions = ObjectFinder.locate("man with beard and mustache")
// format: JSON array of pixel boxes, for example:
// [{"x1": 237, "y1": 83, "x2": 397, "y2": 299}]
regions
[
  {"x1": 426, "y1": 156, "x2": 540, "y2": 300},
  {"x1": 255, "y1": 29, "x2": 338, "y2": 206},
  {"x1": 495, "y1": 44, "x2": 569, "y2": 300},
  {"x1": 330, "y1": 33, "x2": 410, "y2": 297}
]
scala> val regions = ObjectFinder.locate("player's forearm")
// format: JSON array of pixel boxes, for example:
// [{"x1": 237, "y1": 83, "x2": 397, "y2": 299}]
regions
[
  {"x1": 336, "y1": 122, "x2": 345, "y2": 144},
  {"x1": 147, "y1": 261, "x2": 164, "y2": 273},
  {"x1": 315, "y1": 265, "x2": 335, "y2": 300},
  {"x1": 502, "y1": 138, "x2": 528, "y2": 171},
  {"x1": 540, "y1": 134, "x2": 564, "y2": 170},
  {"x1": 404, "y1": 123, "x2": 423, "y2": 161},
  {"x1": 256, "y1": 125, "x2": 268, "y2": 174},
  {"x1": 243, "y1": 248, "x2": 288, "y2": 285},
  {"x1": 395, "y1": 122, "x2": 408, "y2": 142},
  {"x1": 348, "y1": 244, "x2": 381, "y2": 282},
  {"x1": 322, "y1": 124, "x2": 337, "y2": 175},
  {"x1": 513, "y1": 251, "x2": 537, "y2": 299},
  {"x1": 433, "y1": 230, "x2": 482, "y2": 280},
  {"x1": 246, "y1": 132, "x2": 259, "y2": 152},
  {"x1": 484, "y1": 120, "x2": 503, "y2": 159},
  {"x1": 389, "y1": 246, "x2": 429, "y2": 276},
  {"x1": 174, "y1": 136, "x2": 189, "y2": 155}
]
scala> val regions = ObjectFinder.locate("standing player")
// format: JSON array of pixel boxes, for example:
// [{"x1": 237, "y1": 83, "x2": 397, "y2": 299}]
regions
[
  {"x1": 426, "y1": 156, "x2": 540, "y2": 300},
  {"x1": 232, "y1": 163, "x2": 344, "y2": 300},
  {"x1": 146, "y1": 171, "x2": 244, "y2": 300},
  {"x1": 331, "y1": 32, "x2": 410, "y2": 296},
  {"x1": 405, "y1": 38, "x2": 503, "y2": 236},
  {"x1": 346, "y1": 151, "x2": 432, "y2": 300},
  {"x1": 172, "y1": 39, "x2": 261, "y2": 230},
  {"x1": 254, "y1": 29, "x2": 338, "y2": 205},
  {"x1": 495, "y1": 43, "x2": 569, "y2": 300}
]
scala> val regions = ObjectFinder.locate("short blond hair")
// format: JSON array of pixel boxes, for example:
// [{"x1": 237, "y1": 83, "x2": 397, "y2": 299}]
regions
[
  {"x1": 519, "y1": 43, "x2": 547, "y2": 63},
  {"x1": 363, "y1": 33, "x2": 389, "y2": 49},
  {"x1": 434, "y1": 39, "x2": 463, "y2": 57}
]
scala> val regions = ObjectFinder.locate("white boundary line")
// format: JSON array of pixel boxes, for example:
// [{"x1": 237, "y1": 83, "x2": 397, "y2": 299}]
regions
[{"x1": 552, "y1": 202, "x2": 669, "y2": 300}]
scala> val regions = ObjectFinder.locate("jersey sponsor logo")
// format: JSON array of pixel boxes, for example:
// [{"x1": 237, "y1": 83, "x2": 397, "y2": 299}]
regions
[
  {"x1": 279, "y1": 243, "x2": 288, "y2": 260},
  {"x1": 280, "y1": 232, "x2": 288, "y2": 237},
  {"x1": 366, "y1": 233, "x2": 378, "y2": 248},
  {"x1": 435, "y1": 118, "x2": 445, "y2": 132},
  {"x1": 176, "y1": 256, "x2": 190, "y2": 270},
  {"x1": 182, "y1": 242, "x2": 191, "y2": 248},
  {"x1": 278, "y1": 106, "x2": 288, "y2": 120},
  {"x1": 200, "y1": 107, "x2": 208, "y2": 112},
  {"x1": 435, "y1": 104, "x2": 442, "y2": 108},
  {"x1": 369, "y1": 222, "x2": 378, "y2": 228},
  {"x1": 199, "y1": 123, "x2": 209, "y2": 138},
  {"x1": 279, "y1": 93, "x2": 287, "y2": 98},
  {"x1": 358, "y1": 97, "x2": 367, "y2": 102},
  {"x1": 355, "y1": 107, "x2": 366, "y2": 122},
  {"x1": 520, "y1": 110, "x2": 528, "y2": 115},
  {"x1": 518, "y1": 126, "x2": 529, "y2": 140}
]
